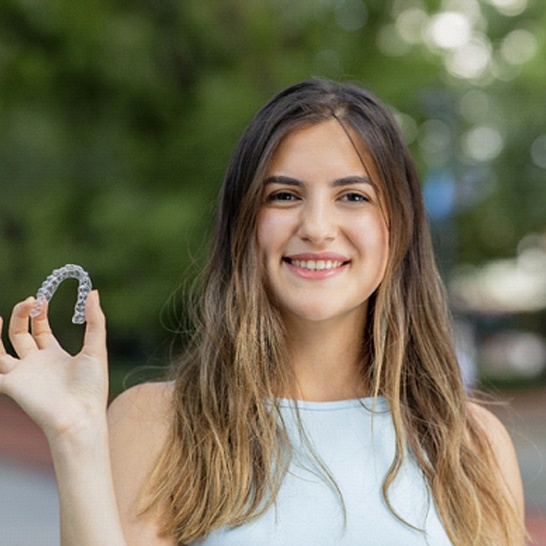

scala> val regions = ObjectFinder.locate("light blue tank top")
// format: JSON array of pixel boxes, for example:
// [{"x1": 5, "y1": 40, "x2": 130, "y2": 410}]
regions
[{"x1": 193, "y1": 397, "x2": 453, "y2": 545}]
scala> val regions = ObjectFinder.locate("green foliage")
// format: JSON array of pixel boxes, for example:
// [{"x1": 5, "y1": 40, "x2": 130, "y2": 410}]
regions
[{"x1": 1, "y1": 0, "x2": 545, "y2": 373}]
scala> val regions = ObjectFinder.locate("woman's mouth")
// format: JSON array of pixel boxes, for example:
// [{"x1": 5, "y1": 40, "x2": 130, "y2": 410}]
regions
[
  {"x1": 284, "y1": 258, "x2": 346, "y2": 271},
  {"x1": 282, "y1": 255, "x2": 351, "y2": 277}
]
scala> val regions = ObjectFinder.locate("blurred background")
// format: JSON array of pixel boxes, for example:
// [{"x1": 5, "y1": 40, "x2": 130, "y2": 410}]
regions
[{"x1": 0, "y1": 0, "x2": 545, "y2": 544}]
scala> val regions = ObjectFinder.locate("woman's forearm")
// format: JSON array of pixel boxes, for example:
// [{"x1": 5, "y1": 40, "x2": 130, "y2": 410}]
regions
[{"x1": 49, "y1": 415, "x2": 127, "y2": 546}]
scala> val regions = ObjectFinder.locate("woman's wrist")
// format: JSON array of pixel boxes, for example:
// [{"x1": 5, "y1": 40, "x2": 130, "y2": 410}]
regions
[{"x1": 46, "y1": 407, "x2": 109, "y2": 460}]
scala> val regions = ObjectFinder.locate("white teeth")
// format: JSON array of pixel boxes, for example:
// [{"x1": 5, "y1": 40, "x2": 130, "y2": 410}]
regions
[{"x1": 290, "y1": 259, "x2": 343, "y2": 271}]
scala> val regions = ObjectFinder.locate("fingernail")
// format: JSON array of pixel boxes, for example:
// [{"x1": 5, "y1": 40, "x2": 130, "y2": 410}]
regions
[{"x1": 88, "y1": 290, "x2": 99, "y2": 306}]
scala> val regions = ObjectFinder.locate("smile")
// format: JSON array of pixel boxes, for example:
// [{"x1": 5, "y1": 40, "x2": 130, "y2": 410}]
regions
[{"x1": 285, "y1": 258, "x2": 346, "y2": 271}]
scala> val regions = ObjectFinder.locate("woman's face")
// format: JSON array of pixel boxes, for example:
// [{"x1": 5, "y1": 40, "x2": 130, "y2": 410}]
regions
[{"x1": 256, "y1": 119, "x2": 389, "y2": 327}]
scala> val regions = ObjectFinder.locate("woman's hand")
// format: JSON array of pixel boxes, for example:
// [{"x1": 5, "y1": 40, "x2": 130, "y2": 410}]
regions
[{"x1": 0, "y1": 290, "x2": 108, "y2": 445}]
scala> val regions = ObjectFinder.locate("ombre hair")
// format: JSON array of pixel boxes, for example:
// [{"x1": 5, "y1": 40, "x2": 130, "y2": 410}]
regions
[{"x1": 144, "y1": 79, "x2": 523, "y2": 545}]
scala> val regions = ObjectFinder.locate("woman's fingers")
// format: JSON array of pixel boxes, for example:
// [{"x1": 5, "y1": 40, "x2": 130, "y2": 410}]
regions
[
  {"x1": 0, "y1": 352, "x2": 17, "y2": 375},
  {"x1": 8, "y1": 297, "x2": 39, "y2": 358},
  {"x1": 0, "y1": 315, "x2": 6, "y2": 356},
  {"x1": 81, "y1": 291, "x2": 107, "y2": 360},
  {"x1": 0, "y1": 315, "x2": 8, "y2": 366},
  {"x1": 0, "y1": 316, "x2": 17, "y2": 375},
  {"x1": 30, "y1": 299, "x2": 61, "y2": 351},
  {"x1": 5, "y1": 292, "x2": 106, "y2": 361}
]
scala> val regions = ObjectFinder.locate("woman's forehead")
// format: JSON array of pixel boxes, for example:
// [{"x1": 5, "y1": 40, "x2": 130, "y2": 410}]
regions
[{"x1": 265, "y1": 119, "x2": 382, "y2": 186}]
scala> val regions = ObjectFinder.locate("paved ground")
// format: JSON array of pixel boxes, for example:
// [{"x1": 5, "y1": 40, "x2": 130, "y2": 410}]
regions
[
  {"x1": 0, "y1": 396, "x2": 59, "y2": 546},
  {"x1": 0, "y1": 390, "x2": 545, "y2": 545},
  {"x1": 0, "y1": 460, "x2": 59, "y2": 546}
]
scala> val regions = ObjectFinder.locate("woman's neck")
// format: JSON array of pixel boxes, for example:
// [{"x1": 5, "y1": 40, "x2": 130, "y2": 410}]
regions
[{"x1": 283, "y1": 313, "x2": 369, "y2": 402}]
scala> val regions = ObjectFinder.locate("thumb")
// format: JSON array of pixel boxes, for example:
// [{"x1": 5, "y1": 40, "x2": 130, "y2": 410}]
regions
[{"x1": 82, "y1": 290, "x2": 107, "y2": 359}]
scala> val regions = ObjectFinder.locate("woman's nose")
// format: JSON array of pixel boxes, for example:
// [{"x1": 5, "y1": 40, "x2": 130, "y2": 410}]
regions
[{"x1": 297, "y1": 200, "x2": 338, "y2": 244}]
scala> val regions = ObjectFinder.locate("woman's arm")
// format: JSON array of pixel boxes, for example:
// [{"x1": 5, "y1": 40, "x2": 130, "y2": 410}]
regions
[
  {"x1": 0, "y1": 293, "x2": 158, "y2": 545},
  {"x1": 469, "y1": 402, "x2": 526, "y2": 542},
  {"x1": 469, "y1": 403, "x2": 525, "y2": 514},
  {"x1": 50, "y1": 411, "x2": 127, "y2": 545}
]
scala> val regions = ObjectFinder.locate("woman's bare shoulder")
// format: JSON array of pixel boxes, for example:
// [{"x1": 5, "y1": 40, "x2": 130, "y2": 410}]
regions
[
  {"x1": 467, "y1": 401, "x2": 517, "y2": 459},
  {"x1": 108, "y1": 381, "x2": 175, "y2": 429},
  {"x1": 107, "y1": 381, "x2": 177, "y2": 545},
  {"x1": 467, "y1": 401, "x2": 525, "y2": 518},
  {"x1": 107, "y1": 380, "x2": 175, "y2": 494}
]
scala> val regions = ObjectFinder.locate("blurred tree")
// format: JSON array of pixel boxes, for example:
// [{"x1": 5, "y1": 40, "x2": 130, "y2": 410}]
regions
[{"x1": 0, "y1": 0, "x2": 544, "y2": 373}]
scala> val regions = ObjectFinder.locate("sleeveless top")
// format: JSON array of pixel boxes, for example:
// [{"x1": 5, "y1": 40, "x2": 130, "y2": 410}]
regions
[{"x1": 193, "y1": 397, "x2": 453, "y2": 546}]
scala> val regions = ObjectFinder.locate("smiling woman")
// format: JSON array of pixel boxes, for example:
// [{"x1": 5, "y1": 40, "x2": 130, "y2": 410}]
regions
[
  {"x1": 0, "y1": 79, "x2": 525, "y2": 546},
  {"x1": 257, "y1": 121, "x2": 389, "y2": 336}
]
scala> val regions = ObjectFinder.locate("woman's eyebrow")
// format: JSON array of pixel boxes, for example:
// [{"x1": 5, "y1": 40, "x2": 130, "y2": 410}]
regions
[
  {"x1": 262, "y1": 175, "x2": 302, "y2": 186},
  {"x1": 332, "y1": 175, "x2": 374, "y2": 189},
  {"x1": 263, "y1": 174, "x2": 376, "y2": 190}
]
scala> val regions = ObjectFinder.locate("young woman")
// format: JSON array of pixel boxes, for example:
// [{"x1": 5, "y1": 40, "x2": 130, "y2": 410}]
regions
[{"x1": 0, "y1": 79, "x2": 525, "y2": 545}]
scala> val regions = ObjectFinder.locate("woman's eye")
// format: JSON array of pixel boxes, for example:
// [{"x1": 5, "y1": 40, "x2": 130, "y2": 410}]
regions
[
  {"x1": 266, "y1": 191, "x2": 298, "y2": 202},
  {"x1": 341, "y1": 192, "x2": 369, "y2": 203}
]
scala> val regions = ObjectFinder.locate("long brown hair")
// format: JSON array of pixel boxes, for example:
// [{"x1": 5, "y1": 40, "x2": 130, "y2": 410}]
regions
[{"x1": 144, "y1": 79, "x2": 523, "y2": 545}]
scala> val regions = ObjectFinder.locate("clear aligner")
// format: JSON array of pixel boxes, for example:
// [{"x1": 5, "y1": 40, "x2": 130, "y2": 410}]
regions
[{"x1": 30, "y1": 264, "x2": 93, "y2": 325}]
